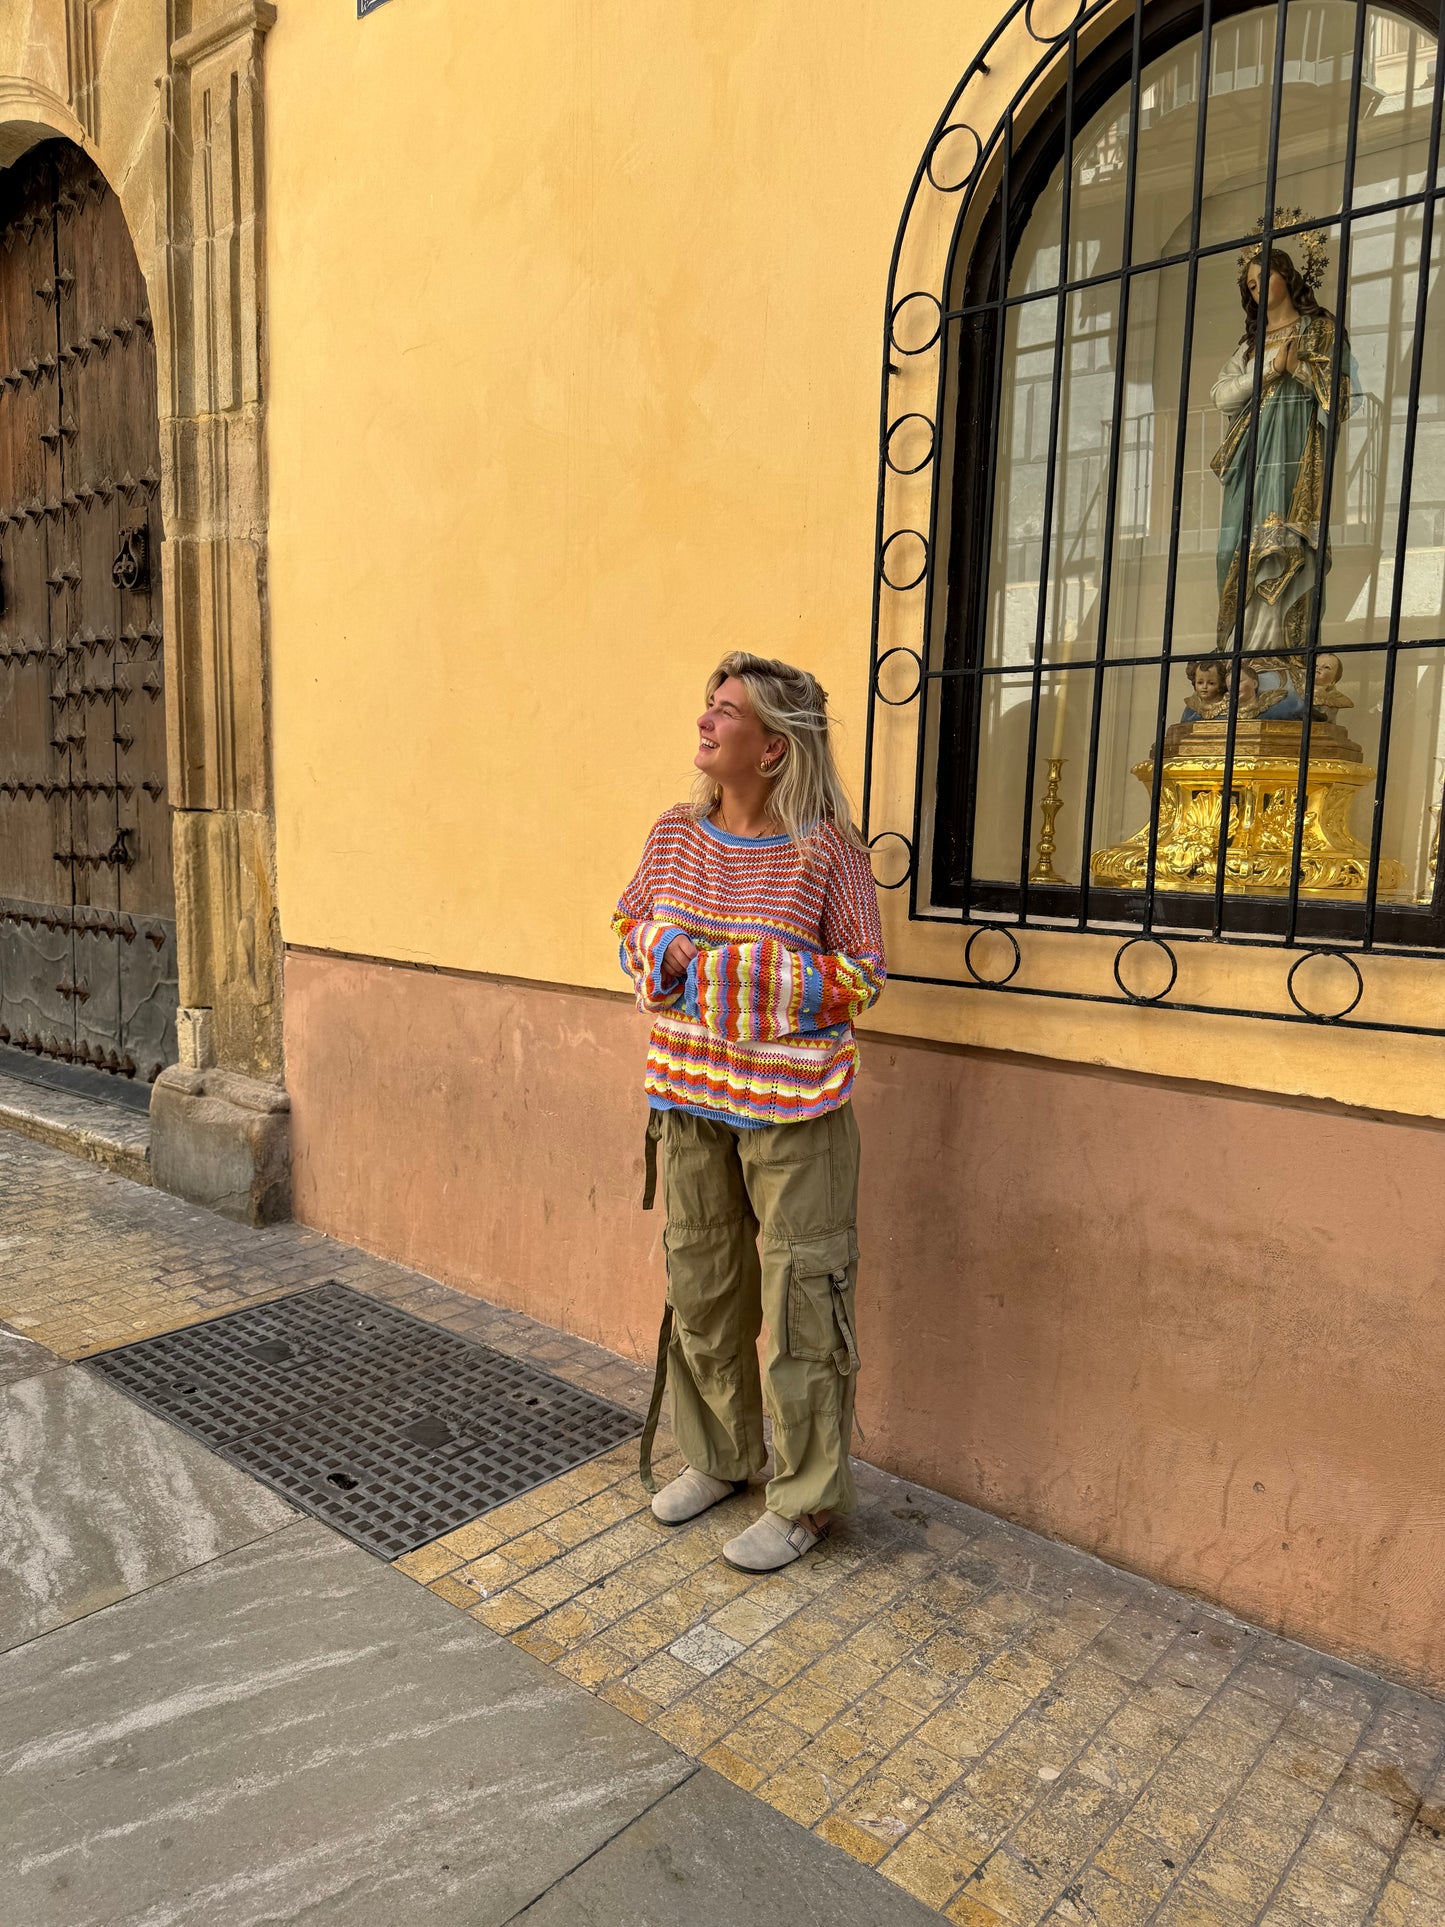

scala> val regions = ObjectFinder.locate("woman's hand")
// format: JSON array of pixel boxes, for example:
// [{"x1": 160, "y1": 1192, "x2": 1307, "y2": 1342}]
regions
[{"x1": 662, "y1": 934, "x2": 699, "y2": 983}]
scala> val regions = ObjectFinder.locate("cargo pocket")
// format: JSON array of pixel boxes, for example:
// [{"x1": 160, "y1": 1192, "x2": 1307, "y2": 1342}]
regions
[{"x1": 784, "y1": 1229, "x2": 861, "y2": 1376}]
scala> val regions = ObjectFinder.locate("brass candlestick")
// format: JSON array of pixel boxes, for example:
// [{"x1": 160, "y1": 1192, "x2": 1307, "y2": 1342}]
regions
[
  {"x1": 1029, "y1": 758, "x2": 1067, "y2": 885},
  {"x1": 1421, "y1": 761, "x2": 1443, "y2": 903}
]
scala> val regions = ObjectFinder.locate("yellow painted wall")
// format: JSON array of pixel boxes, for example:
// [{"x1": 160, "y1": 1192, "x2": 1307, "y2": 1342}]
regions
[
  {"x1": 265, "y1": 0, "x2": 953, "y2": 958},
  {"x1": 263, "y1": 0, "x2": 1445, "y2": 1117}
]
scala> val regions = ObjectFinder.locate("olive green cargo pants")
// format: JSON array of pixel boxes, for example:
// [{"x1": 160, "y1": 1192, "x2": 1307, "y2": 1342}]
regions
[{"x1": 644, "y1": 1103, "x2": 861, "y2": 1520}]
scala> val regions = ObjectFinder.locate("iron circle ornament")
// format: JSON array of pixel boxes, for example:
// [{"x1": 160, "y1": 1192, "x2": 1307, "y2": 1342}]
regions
[
  {"x1": 1286, "y1": 948, "x2": 1364, "y2": 1023},
  {"x1": 885, "y1": 412, "x2": 936, "y2": 476},
  {"x1": 965, "y1": 925, "x2": 1022, "y2": 988},
  {"x1": 874, "y1": 648, "x2": 924, "y2": 708},
  {"x1": 889, "y1": 291, "x2": 943, "y2": 357},
  {"x1": 1112, "y1": 937, "x2": 1178, "y2": 1006},
  {"x1": 880, "y1": 529, "x2": 929, "y2": 592},
  {"x1": 1024, "y1": 0, "x2": 1089, "y2": 43},
  {"x1": 925, "y1": 123, "x2": 983, "y2": 195},
  {"x1": 868, "y1": 831, "x2": 914, "y2": 892}
]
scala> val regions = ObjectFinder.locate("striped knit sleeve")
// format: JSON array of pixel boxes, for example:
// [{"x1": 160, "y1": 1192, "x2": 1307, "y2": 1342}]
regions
[
  {"x1": 684, "y1": 831, "x2": 886, "y2": 1041},
  {"x1": 612, "y1": 818, "x2": 688, "y2": 1013}
]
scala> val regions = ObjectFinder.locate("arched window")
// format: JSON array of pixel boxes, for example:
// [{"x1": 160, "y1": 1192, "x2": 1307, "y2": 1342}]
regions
[{"x1": 869, "y1": 0, "x2": 1445, "y2": 977}]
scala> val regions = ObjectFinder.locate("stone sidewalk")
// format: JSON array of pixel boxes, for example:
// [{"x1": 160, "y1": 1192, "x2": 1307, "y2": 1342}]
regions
[
  {"x1": 1, "y1": 1334, "x2": 936, "y2": 1926},
  {"x1": 2, "y1": 1115, "x2": 1444, "y2": 1925}
]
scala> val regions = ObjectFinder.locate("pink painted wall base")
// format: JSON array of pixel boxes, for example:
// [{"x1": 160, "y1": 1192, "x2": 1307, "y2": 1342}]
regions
[{"x1": 284, "y1": 947, "x2": 1445, "y2": 1695}]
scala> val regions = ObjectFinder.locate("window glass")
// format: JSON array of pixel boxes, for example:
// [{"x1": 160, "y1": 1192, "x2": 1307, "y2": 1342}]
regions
[{"x1": 957, "y1": 2, "x2": 1443, "y2": 930}]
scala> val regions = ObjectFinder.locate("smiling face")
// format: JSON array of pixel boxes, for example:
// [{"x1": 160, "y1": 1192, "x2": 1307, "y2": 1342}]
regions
[{"x1": 695, "y1": 675, "x2": 785, "y2": 786}]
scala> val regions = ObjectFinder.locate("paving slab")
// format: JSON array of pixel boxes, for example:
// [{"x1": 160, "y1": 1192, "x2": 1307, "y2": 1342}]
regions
[
  {"x1": 0, "y1": 1358, "x2": 294, "y2": 1651},
  {"x1": 7, "y1": 1129, "x2": 1445, "y2": 1923},
  {"x1": 514, "y1": 1763, "x2": 941, "y2": 1925},
  {"x1": 0, "y1": 1321, "x2": 63, "y2": 1389},
  {"x1": 0, "y1": 1519, "x2": 692, "y2": 1927}
]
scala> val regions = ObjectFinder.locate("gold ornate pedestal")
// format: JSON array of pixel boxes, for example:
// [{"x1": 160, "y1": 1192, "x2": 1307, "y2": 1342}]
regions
[{"x1": 1090, "y1": 720, "x2": 1407, "y2": 898}]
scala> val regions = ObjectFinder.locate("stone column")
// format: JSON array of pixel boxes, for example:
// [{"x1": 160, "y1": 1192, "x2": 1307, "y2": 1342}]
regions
[{"x1": 148, "y1": 0, "x2": 290, "y2": 1224}]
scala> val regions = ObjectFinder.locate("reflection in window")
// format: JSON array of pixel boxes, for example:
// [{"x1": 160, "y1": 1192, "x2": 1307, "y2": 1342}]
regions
[{"x1": 941, "y1": 2, "x2": 1445, "y2": 942}]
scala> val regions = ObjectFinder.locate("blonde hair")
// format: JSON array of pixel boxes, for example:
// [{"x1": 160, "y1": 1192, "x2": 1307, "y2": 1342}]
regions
[{"x1": 690, "y1": 651, "x2": 865, "y2": 851}]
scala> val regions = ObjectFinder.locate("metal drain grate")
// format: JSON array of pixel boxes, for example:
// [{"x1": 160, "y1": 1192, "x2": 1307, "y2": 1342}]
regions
[{"x1": 86, "y1": 1282, "x2": 641, "y2": 1558}]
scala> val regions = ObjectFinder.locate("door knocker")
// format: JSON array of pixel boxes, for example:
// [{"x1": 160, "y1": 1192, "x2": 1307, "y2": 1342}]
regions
[{"x1": 112, "y1": 526, "x2": 148, "y2": 591}]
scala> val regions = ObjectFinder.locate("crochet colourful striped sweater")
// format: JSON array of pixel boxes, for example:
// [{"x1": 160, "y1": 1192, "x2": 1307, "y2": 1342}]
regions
[{"x1": 613, "y1": 806, "x2": 887, "y2": 1128}]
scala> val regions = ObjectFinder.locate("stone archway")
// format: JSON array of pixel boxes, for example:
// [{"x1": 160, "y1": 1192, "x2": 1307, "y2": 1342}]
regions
[{"x1": 0, "y1": 3, "x2": 288, "y2": 1220}]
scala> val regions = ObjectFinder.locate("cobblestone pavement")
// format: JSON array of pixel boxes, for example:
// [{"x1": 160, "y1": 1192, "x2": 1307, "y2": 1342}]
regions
[{"x1": 4, "y1": 1122, "x2": 1444, "y2": 1925}]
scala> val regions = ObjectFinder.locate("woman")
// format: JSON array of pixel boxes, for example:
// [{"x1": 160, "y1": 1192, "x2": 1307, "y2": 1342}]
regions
[
  {"x1": 612, "y1": 653, "x2": 885, "y2": 1572},
  {"x1": 1210, "y1": 238, "x2": 1356, "y2": 692}
]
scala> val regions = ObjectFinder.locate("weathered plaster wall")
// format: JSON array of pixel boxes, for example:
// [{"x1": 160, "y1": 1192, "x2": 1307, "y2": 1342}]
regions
[
  {"x1": 285, "y1": 947, "x2": 1445, "y2": 1696},
  {"x1": 261, "y1": 0, "x2": 1445, "y2": 1118}
]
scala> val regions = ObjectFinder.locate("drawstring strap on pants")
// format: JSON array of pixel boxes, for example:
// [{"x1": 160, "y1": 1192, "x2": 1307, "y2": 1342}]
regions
[
  {"x1": 638, "y1": 1302, "x2": 673, "y2": 1494},
  {"x1": 831, "y1": 1266, "x2": 861, "y2": 1377},
  {"x1": 639, "y1": 1110, "x2": 669, "y2": 1491},
  {"x1": 641, "y1": 1110, "x2": 662, "y2": 1212}
]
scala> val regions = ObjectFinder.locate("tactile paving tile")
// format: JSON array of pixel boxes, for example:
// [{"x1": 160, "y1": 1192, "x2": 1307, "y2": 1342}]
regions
[{"x1": 85, "y1": 1282, "x2": 641, "y2": 1558}]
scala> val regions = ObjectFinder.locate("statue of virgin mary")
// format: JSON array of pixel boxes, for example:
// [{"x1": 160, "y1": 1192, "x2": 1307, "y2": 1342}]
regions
[{"x1": 1209, "y1": 212, "x2": 1358, "y2": 712}]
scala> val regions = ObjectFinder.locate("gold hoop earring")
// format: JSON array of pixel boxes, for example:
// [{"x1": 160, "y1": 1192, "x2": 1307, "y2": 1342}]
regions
[{"x1": 759, "y1": 757, "x2": 783, "y2": 777}]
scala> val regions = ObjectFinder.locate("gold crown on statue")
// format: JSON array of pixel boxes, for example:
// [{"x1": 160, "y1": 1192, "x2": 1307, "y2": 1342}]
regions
[{"x1": 1238, "y1": 207, "x2": 1330, "y2": 293}]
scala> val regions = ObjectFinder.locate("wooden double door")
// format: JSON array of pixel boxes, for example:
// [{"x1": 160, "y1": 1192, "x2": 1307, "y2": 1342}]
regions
[{"x1": 0, "y1": 140, "x2": 175, "y2": 1086}]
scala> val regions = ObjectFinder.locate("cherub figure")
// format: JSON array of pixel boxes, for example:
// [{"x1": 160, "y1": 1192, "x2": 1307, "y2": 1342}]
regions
[
  {"x1": 1312, "y1": 651, "x2": 1353, "y2": 719},
  {"x1": 1182, "y1": 656, "x2": 1229, "y2": 723},
  {"x1": 1232, "y1": 657, "x2": 1307, "y2": 720},
  {"x1": 1231, "y1": 660, "x2": 1264, "y2": 718},
  {"x1": 1156, "y1": 657, "x2": 1228, "y2": 758}
]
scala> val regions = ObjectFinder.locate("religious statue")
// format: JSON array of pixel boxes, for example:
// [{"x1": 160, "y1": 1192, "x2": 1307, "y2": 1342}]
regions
[
  {"x1": 1210, "y1": 209, "x2": 1358, "y2": 704},
  {"x1": 1229, "y1": 659, "x2": 1308, "y2": 721},
  {"x1": 1087, "y1": 214, "x2": 1405, "y2": 900},
  {"x1": 1312, "y1": 652, "x2": 1353, "y2": 720},
  {"x1": 1100, "y1": 634, "x2": 1394, "y2": 893},
  {"x1": 1181, "y1": 657, "x2": 1227, "y2": 724},
  {"x1": 1157, "y1": 652, "x2": 1304, "y2": 759}
]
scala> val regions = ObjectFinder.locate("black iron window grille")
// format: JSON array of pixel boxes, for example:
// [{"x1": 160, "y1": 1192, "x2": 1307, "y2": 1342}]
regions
[{"x1": 863, "y1": 0, "x2": 1445, "y2": 1035}]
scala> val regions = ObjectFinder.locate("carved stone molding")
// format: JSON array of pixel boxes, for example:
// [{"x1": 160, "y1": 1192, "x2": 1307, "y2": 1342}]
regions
[
  {"x1": 64, "y1": 1, "x2": 111, "y2": 142},
  {"x1": 0, "y1": 79, "x2": 85, "y2": 169},
  {"x1": 172, "y1": 2, "x2": 278, "y2": 72}
]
